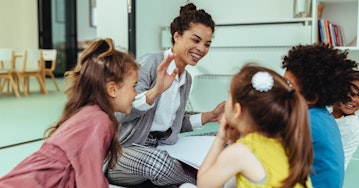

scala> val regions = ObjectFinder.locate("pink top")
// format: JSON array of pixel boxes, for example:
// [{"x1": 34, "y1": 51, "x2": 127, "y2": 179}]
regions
[{"x1": 0, "y1": 105, "x2": 114, "y2": 188}]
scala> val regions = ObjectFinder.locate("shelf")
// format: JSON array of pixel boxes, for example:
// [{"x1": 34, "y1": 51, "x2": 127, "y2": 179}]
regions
[
  {"x1": 318, "y1": 0, "x2": 356, "y2": 3},
  {"x1": 216, "y1": 18, "x2": 312, "y2": 26},
  {"x1": 162, "y1": 18, "x2": 313, "y2": 28},
  {"x1": 313, "y1": 0, "x2": 358, "y2": 48},
  {"x1": 337, "y1": 46, "x2": 359, "y2": 51}
]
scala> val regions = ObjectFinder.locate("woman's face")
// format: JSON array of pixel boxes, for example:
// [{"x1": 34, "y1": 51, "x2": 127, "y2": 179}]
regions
[{"x1": 172, "y1": 23, "x2": 213, "y2": 70}]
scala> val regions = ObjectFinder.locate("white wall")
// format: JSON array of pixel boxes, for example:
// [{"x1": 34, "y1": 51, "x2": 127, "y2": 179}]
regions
[
  {"x1": 96, "y1": 0, "x2": 128, "y2": 51},
  {"x1": 77, "y1": 0, "x2": 97, "y2": 42},
  {"x1": 135, "y1": 0, "x2": 295, "y2": 57},
  {"x1": 136, "y1": 0, "x2": 185, "y2": 57},
  {"x1": 77, "y1": 0, "x2": 97, "y2": 41},
  {"x1": 0, "y1": 0, "x2": 38, "y2": 49}
]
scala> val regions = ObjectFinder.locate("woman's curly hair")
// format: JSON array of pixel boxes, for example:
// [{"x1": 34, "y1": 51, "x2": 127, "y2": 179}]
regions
[
  {"x1": 170, "y1": 3, "x2": 215, "y2": 45},
  {"x1": 282, "y1": 43, "x2": 358, "y2": 107}
]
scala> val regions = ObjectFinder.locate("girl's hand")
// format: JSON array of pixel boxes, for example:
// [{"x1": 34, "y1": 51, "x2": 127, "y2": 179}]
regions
[{"x1": 218, "y1": 116, "x2": 240, "y2": 144}]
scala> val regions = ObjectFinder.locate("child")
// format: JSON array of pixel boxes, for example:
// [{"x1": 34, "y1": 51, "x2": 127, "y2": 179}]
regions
[
  {"x1": 331, "y1": 71, "x2": 359, "y2": 170},
  {"x1": 0, "y1": 38, "x2": 139, "y2": 187},
  {"x1": 282, "y1": 43, "x2": 358, "y2": 188},
  {"x1": 195, "y1": 64, "x2": 313, "y2": 188}
]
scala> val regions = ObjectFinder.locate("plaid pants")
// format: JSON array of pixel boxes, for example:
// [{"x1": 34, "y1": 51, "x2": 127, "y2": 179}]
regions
[{"x1": 105, "y1": 145, "x2": 196, "y2": 187}]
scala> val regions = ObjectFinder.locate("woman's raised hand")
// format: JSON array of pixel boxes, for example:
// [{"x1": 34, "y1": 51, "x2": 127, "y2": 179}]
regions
[
  {"x1": 145, "y1": 53, "x2": 178, "y2": 105},
  {"x1": 154, "y1": 53, "x2": 178, "y2": 94}
]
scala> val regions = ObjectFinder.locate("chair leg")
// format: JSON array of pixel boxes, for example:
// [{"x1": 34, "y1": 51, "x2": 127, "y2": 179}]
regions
[
  {"x1": 9, "y1": 77, "x2": 20, "y2": 98},
  {"x1": 36, "y1": 75, "x2": 48, "y2": 95},
  {"x1": 26, "y1": 77, "x2": 29, "y2": 93},
  {"x1": 17, "y1": 75, "x2": 29, "y2": 97},
  {"x1": 0, "y1": 79, "x2": 5, "y2": 96},
  {"x1": 50, "y1": 73, "x2": 60, "y2": 91},
  {"x1": 5, "y1": 79, "x2": 10, "y2": 96}
]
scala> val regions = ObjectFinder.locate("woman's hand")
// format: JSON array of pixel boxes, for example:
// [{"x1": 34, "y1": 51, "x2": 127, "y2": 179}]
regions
[
  {"x1": 154, "y1": 53, "x2": 178, "y2": 94},
  {"x1": 145, "y1": 53, "x2": 178, "y2": 105},
  {"x1": 201, "y1": 101, "x2": 225, "y2": 125}
]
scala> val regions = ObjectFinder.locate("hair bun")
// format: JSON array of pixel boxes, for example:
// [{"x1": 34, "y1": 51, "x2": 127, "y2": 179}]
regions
[{"x1": 179, "y1": 3, "x2": 196, "y2": 16}]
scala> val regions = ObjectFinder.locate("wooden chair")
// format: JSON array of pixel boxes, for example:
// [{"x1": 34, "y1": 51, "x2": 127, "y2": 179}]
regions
[
  {"x1": 14, "y1": 49, "x2": 48, "y2": 96},
  {"x1": 0, "y1": 48, "x2": 20, "y2": 98},
  {"x1": 41, "y1": 49, "x2": 60, "y2": 91}
]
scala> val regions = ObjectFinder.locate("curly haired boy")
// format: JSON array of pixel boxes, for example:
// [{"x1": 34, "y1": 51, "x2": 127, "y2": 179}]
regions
[{"x1": 282, "y1": 43, "x2": 358, "y2": 188}]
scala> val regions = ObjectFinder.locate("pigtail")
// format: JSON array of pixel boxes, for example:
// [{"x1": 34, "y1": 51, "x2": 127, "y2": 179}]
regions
[{"x1": 281, "y1": 91, "x2": 313, "y2": 188}]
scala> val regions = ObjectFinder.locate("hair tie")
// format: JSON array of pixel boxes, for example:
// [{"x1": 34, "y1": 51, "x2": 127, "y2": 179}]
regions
[
  {"x1": 286, "y1": 80, "x2": 293, "y2": 88},
  {"x1": 251, "y1": 71, "x2": 274, "y2": 92},
  {"x1": 285, "y1": 89, "x2": 296, "y2": 98}
]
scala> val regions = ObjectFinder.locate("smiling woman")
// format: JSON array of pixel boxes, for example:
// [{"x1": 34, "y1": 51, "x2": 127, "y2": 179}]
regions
[{"x1": 104, "y1": 3, "x2": 225, "y2": 187}]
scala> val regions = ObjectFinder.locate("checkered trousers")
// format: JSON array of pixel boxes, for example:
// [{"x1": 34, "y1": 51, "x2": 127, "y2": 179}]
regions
[{"x1": 105, "y1": 145, "x2": 196, "y2": 187}]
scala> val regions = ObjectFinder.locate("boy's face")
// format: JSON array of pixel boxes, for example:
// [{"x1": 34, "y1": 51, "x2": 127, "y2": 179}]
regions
[{"x1": 334, "y1": 80, "x2": 359, "y2": 116}]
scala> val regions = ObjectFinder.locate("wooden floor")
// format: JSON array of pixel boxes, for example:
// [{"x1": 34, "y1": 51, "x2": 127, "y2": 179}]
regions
[{"x1": 0, "y1": 77, "x2": 359, "y2": 187}]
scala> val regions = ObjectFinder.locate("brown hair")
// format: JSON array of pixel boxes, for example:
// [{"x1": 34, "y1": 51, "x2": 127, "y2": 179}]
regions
[
  {"x1": 170, "y1": 3, "x2": 215, "y2": 45},
  {"x1": 230, "y1": 64, "x2": 313, "y2": 188},
  {"x1": 44, "y1": 38, "x2": 139, "y2": 168}
]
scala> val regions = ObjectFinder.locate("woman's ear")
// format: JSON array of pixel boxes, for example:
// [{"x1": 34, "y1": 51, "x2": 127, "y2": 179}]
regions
[
  {"x1": 106, "y1": 81, "x2": 117, "y2": 98},
  {"x1": 173, "y1": 32, "x2": 180, "y2": 43}
]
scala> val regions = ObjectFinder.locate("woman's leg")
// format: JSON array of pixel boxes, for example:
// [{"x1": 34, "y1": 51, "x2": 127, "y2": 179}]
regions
[{"x1": 106, "y1": 146, "x2": 196, "y2": 186}]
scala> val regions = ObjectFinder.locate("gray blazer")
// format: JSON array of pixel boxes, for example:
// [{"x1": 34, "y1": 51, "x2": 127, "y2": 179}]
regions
[{"x1": 116, "y1": 52, "x2": 193, "y2": 147}]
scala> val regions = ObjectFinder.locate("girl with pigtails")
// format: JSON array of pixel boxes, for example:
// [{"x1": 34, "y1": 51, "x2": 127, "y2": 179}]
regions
[
  {"x1": 0, "y1": 38, "x2": 139, "y2": 187},
  {"x1": 191, "y1": 64, "x2": 313, "y2": 188}
]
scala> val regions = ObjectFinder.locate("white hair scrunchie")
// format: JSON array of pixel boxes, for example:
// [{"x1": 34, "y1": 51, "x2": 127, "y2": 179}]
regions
[{"x1": 251, "y1": 71, "x2": 274, "y2": 92}]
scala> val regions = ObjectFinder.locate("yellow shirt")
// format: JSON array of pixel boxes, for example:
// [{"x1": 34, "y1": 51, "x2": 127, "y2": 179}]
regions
[{"x1": 236, "y1": 133, "x2": 312, "y2": 188}]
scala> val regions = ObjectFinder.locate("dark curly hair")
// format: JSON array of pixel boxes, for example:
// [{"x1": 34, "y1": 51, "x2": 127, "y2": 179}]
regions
[
  {"x1": 349, "y1": 70, "x2": 359, "y2": 98},
  {"x1": 282, "y1": 43, "x2": 358, "y2": 107},
  {"x1": 170, "y1": 3, "x2": 215, "y2": 45}
]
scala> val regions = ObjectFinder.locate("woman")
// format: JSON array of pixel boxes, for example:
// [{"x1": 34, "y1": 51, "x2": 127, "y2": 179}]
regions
[{"x1": 106, "y1": 3, "x2": 224, "y2": 187}]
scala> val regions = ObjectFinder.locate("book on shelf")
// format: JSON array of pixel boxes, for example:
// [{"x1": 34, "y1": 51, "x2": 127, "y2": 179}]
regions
[{"x1": 318, "y1": 19, "x2": 343, "y2": 46}]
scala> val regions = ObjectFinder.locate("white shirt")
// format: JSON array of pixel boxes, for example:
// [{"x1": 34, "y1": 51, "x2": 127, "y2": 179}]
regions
[
  {"x1": 335, "y1": 115, "x2": 359, "y2": 170},
  {"x1": 132, "y1": 49, "x2": 202, "y2": 132}
]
